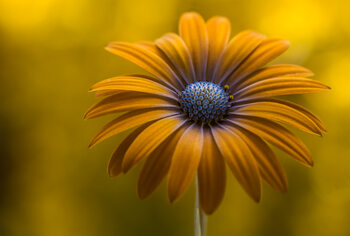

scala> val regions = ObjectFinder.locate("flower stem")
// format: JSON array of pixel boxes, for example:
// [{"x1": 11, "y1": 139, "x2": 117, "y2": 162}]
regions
[{"x1": 195, "y1": 176, "x2": 207, "y2": 236}]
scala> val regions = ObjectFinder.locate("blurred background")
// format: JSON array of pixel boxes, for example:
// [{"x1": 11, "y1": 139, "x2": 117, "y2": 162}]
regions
[{"x1": 0, "y1": 0, "x2": 349, "y2": 235}]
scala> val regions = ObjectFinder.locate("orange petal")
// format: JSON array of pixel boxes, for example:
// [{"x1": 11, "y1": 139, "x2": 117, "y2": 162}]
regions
[
  {"x1": 226, "y1": 123, "x2": 288, "y2": 193},
  {"x1": 156, "y1": 33, "x2": 195, "y2": 84},
  {"x1": 179, "y1": 12, "x2": 208, "y2": 81},
  {"x1": 90, "y1": 75, "x2": 177, "y2": 100},
  {"x1": 84, "y1": 92, "x2": 177, "y2": 120},
  {"x1": 206, "y1": 16, "x2": 231, "y2": 81},
  {"x1": 108, "y1": 123, "x2": 151, "y2": 177},
  {"x1": 265, "y1": 98, "x2": 327, "y2": 132},
  {"x1": 136, "y1": 42, "x2": 188, "y2": 87},
  {"x1": 198, "y1": 127, "x2": 226, "y2": 214},
  {"x1": 89, "y1": 108, "x2": 180, "y2": 148},
  {"x1": 168, "y1": 124, "x2": 204, "y2": 203},
  {"x1": 233, "y1": 64, "x2": 314, "y2": 91},
  {"x1": 234, "y1": 77, "x2": 330, "y2": 100},
  {"x1": 213, "y1": 30, "x2": 266, "y2": 84},
  {"x1": 211, "y1": 125, "x2": 261, "y2": 202},
  {"x1": 94, "y1": 90, "x2": 122, "y2": 97},
  {"x1": 232, "y1": 100, "x2": 323, "y2": 136},
  {"x1": 227, "y1": 38, "x2": 290, "y2": 85},
  {"x1": 122, "y1": 116, "x2": 186, "y2": 173},
  {"x1": 229, "y1": 115, "x2": 313, "y2": 167},
  {"x1": 137, "y1": 126, "x2": 186, "y2": 199},
  {"x1": 105, "y1": 42, "x2": 183, "y2": 91}
]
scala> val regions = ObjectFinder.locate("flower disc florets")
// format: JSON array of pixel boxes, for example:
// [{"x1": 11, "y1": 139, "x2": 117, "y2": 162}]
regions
[{"x1": 179, "y1": 81, "x2": 230, "y2": 124}]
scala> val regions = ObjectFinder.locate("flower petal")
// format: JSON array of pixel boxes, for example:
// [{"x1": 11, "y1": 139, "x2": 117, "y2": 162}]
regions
[
  {"x1": 179, "y1": 12, "x2": 208, "y2": 81},
  {"x1": 105, "y1": 42, "x2": 183, "y2": 91},
  {"x1": 234, "y1": 77, "x2": 330, "y2": 100},
  {"x1": 227, "y1": 38, "x2": 290, "y2": 85},
  {"x1": 136, "y1": 42, "x2": 188, "y2": 87},
  {"x1": 89, "y1": 75, "x2": 177, "y2": 100},
  {"x1": 211, "y1": 125, "x2": 261, "y2": 202},
  {"x1": 94, "y1": 90, "x2": 122, "y2": 97},
  {"x1": 231, "y1": 99, "x2": 323, "y2": 136},
  {"x1": 156, "y1": 33, "x2": 195, "y2": 84},
  {"x1": 266, "y1": 98, "x2": 326, "y2": 132},
  {"x1": 229, "y1": 115, "x2": 313, "y2": 167},
  {"x1": 225, "y1": 123, "x2": 288, "y2": 193},
  {"x1": 84, "y1": 92, "x2": 177, "y2": 120},
  {"x1": 233, "y1": 64, "x2": 314, "y2": 91},
  {"x1": 214, "y1": 30, "x2": 266, "y2": 84},
  {"x1": 168, "y1": 124, "x2": 204, "y2": 202},
  {"x1": 198, "y1": 127, "x2": 226, "y2": 214},
  {"x1": 108, "y1": 123, "x2": 151, "y2": 177},
  {"x1": 137, "y1": 126, "x2": 186, "y2": 199},
  {"x1": 206, "y1": 16, "x2": 231, "y2": 81},
  {"x1": 122, "y1": 116, "x2": 186, "y2": 173},
  {"x1": 89, "y1": 108, "x2": 180, "y2": 148}
]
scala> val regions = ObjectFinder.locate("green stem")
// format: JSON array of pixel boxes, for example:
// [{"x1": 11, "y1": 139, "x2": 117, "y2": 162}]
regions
[{"x1": 194, "y1": 176, "x2": 207, "y2": 236}]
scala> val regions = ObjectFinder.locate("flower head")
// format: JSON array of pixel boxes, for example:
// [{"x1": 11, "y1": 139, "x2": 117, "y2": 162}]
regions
[
  {"x1": 179, "y1": 81, "x2": 231, "y2": 124},
  {"x1": 85, "y1": 12, "x2": 330, "y2": 214}
]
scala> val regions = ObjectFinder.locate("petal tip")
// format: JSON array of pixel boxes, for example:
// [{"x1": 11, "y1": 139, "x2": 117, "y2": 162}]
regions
[
  {"x1": 138, "y1": 194, "x2": 148, "y2": 200},
  {"x1": 281, "y1": 187, "x2": 288, "y2": 194},
  {"x1": 107, "y1": 160, "x2": 122, "y2": 178},
  {"x1": 121, "y1": 158, "x2": 134, "y2": 174},
  {"x1": 284, "y1": 40, "x2": 291, "y2": 46},
  {"x1": 248, "y1": 190, "x2": 261, "y2": 203},
  {"x1": 168, "y1": 190, "x2": 180, "y2": 203},
  {"x1": 83, "y1": 110, "x2": 93, "y2": 120},
  {"x1": 122, "y1": 164, "x2": 130, "y2": 174},
  {"x1": 137, "y1": 188, "x2": 149, "y2": 200},
  {"x1": 107, "y1": 170, "x2": 119, "y2": 178},
  {"x1": 278, "y1": 180, "x2": 288, "y2": 194},
  {"x1": 104, "y1": 45, "x2": 112, "y2": 51},
  {"x1": 201, "y1": 205, "x2": 218, "y2": 215},
  {"x1": 105, "y1": 42, "x2": 121, "y2": 52},
  {"x1": 207, "y1": 15, "x2": 230, "y2": 24},
  {"x1": 304, "y1": 159, "x2": 314, "y2": 167},
  {"x1": 253, "y1": 195, "x2": 261, "y2": 203},
  {"x1": 88, "y1": 140, "x2": 95, "y2": 148},
  {"x1": 181, "y1": 11, "x2": 200, "y2": 18}
]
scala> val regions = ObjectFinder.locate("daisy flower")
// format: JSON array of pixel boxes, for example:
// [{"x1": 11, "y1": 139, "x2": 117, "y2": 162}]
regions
[{"x1": 85, "y1": 12, "x2": 329, "y2": 215}]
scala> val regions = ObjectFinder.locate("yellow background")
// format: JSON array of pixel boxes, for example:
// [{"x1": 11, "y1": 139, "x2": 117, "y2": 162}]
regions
[{"x1": 0, "y1": 0, "x2": 349, "y2": 235}]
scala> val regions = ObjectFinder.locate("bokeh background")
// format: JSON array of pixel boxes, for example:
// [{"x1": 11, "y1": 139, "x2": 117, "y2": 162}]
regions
[{"x1": 0, "y1": 0, "x2": 349, "y2": 235}]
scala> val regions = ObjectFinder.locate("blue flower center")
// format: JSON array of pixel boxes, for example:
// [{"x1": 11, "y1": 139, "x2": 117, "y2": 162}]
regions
[{"x1": 179, "y1": 81, "x2": 231, "y2": 124}]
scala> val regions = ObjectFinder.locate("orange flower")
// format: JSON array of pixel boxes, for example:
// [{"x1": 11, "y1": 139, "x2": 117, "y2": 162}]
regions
[{"x1": 85, "y1": 12, "x2": 329, "y2": 214}]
